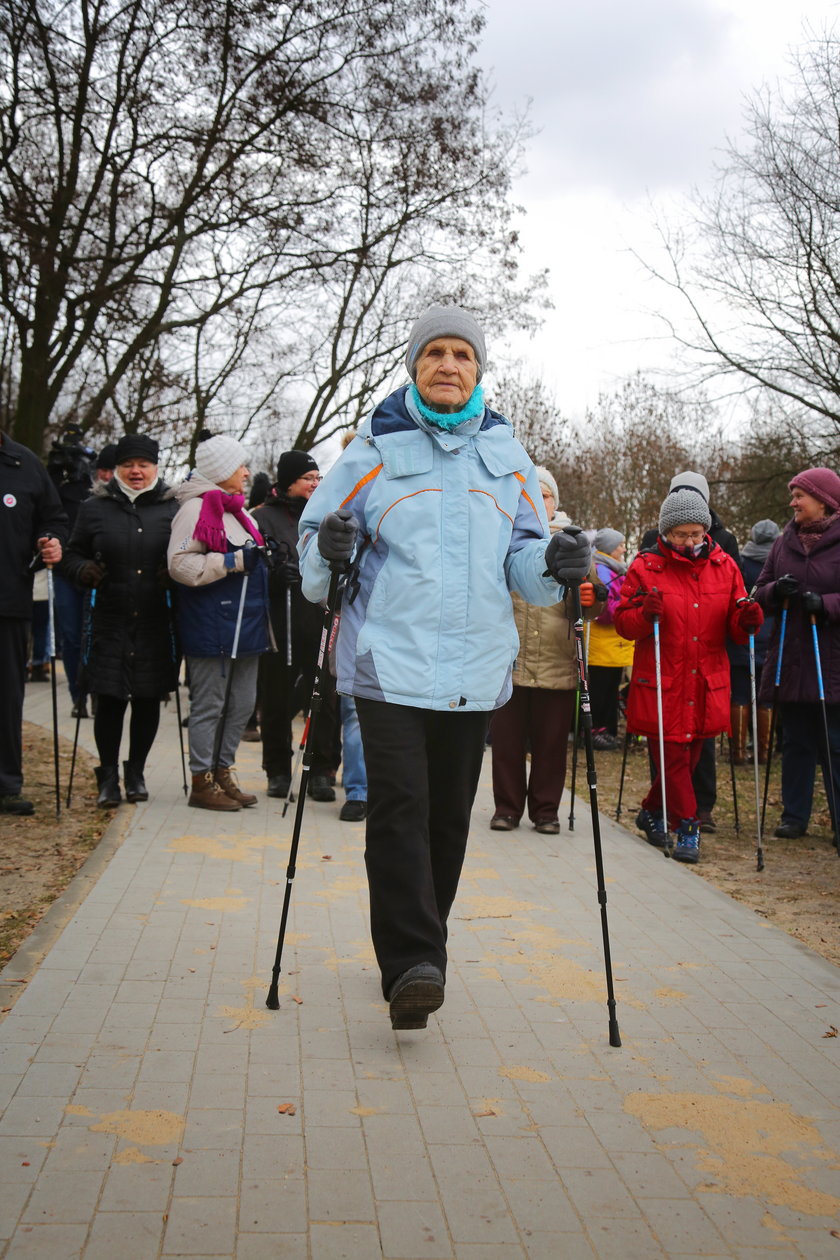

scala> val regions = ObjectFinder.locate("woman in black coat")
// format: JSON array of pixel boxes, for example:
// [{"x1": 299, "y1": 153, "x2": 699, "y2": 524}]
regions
[{"x1": 63, "y1": 434, "x2": 178, "y2": 806}]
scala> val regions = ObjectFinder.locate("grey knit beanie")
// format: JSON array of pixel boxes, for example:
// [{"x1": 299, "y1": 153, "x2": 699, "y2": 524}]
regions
[
  {"x1": 594, "y1": 527, "x2": 624, "y2": 555},
  {"x1": 750, "y1": 518, "x2": 780, "y2": 546},
  {"x1": 658, "y1": 487, "x2": 712, "y2": 536},
  {"x1": 404, "y1": 305, "x2": 486, "y2": 382},
  {"x1": 669, "y1": 470, "x2": 710, "y2": 502},
  {"x1": 535, "y1": 466, "x2": 559, "y2": 506},
  {"x1": 194, "y1": 431, "x2": 248, "y2": 485}
]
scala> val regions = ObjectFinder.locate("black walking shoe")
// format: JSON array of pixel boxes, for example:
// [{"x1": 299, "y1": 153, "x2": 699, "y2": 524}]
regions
[
  {"x1": 308, "y1": 774, "x2": 336, "y2": 802},
  {"x1": 774, "y1": 820, "x2": 806, "y2": 839},
  {"x1": 266, "y1": 774, "x2": 291, "y2": 798},
  {"x1": 123, "y1": 761, "x2": 149, "y2": 803},
  {"x1": 71, "y1": 699, "x2": 89, "y2": 719},
  {"x1": 636, "y1": 808, "x2": 667, "y2": 848},
  {"x1": 388, "y1": 964, "x2": 445, "y2": 1031},
  {"x1": 339, "y1": 799, "x2": 367, "y2": 822},
  {"x1": 0, "y1": 794, "x2": 35, "y2": 816},
  {"x1": 95, "y1": 765, "x2": 121, "y2": 808}
]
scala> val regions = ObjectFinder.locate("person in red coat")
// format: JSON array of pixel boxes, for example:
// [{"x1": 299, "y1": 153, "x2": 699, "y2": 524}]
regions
[{"x1": 615, "y1": 486, "x2": 762, "y2": 862}]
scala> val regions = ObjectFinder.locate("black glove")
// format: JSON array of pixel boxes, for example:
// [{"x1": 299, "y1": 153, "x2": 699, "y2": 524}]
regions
[
  {"x1": 318, "y1": 509, "x2": 358, "y2": 562},
  {"x1": 802, "y1": 590, "x2": 826, "y2": 623},
  {"x1": 241, "y1": 542, "x2": 262, "y2": 573},
  {"x1": 77, "y1": 559, "x2": 105, "y2": 587},
  {"x1": 593, "y1": 583, "x2": 609, "y2": 602},
  {"x1": 773, "y1": 573, "x2": 799, "y2": 605},
  {"x1": 544, "y1": 529, "x2": 591, "y2": 585}
]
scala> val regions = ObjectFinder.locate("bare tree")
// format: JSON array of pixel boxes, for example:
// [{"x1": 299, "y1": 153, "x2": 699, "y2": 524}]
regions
[{"x1": 644, "y1": 32, "x2": 840, "y2": 431}]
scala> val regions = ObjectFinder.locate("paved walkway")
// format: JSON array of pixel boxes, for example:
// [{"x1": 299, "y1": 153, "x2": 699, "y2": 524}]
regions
[{"x1": 2, "y1": 678, "x2": 839, "y2": 1259}]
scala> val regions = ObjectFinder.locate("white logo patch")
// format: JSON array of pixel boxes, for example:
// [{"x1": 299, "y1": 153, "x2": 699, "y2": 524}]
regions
[{"x1": 3, "y1": 493, "x2": 16, "y2": 508}]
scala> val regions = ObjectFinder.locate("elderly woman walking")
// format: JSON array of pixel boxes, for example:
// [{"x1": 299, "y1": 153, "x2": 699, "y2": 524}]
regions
[
  {"x1": 615, "y1": 485, "x2": 762, "y2": 863},
  {"x1": 63, "y1": 434, "x2": 178, "y2": 806},
  {"x1": 755, "y1": 468, "x2": 840, "y2": 843},
  {"x1": 297, "y1": 305, "x2": 591, "y2": 1030},
  {"x1": 168, "y1": 431, "x2": 270, "y2": 812}
]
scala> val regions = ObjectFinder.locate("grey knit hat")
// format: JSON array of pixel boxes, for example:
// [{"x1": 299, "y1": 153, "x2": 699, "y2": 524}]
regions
[
  {"x1": 750, "y1": 518, "x2": 780, "y2": 546},
  {"x1": 669, "y1": 470, "x2": 709, "y2": 502},
  {"x1": 594, "y1": 527, "x2": 624, "y2": 555},
  {"x1": 658, "y1": 487, "x2": 711, "y2": 536},
  {"x1": 194, "y1": 431, "x2": 248, "y2": 485},
  {"x1": 404, "y1": 305, "x2": 486, "y2": 382},
  {"x1": 535, "y1": 466, "x2": 559, "y2": 506}
]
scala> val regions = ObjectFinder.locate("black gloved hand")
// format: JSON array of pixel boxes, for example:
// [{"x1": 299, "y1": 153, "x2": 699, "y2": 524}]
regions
[
  {"x1": 773, "y1": 573, "x2": 799, "y2": 605},
  {"x1": 78, "y1": 559, "x2": 105, "y2": 587},
  {"x1": 544, "y1": 529, "x2": 591, "y2": 585},
  {"x1": 241, "y1": 542, "x2": 262, "y2": 573},
  {"x1": 593, "y1": 583, "x2": 609, "y2": 602},
  {"x1": 318, "y1": 509, "x2": 358, "y2": 562},
  {"x1": 802, "y1": 590, "x2": 826, "y2": 623}
]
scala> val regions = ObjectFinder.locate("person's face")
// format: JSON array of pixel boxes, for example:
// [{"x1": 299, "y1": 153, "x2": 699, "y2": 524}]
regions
[
  {"x1": 610, "y1": 541, "x2": 626, "y2": 561},
  {"x1": 118, "y1": 458, "x2": 157, "y2": 490},
  {"x1": 665, "y1": 524, "x2": 706, "y2": 548},
  {"x1": 540, "y1": 486, "x2": 556, "y2": 519},
  {"x1": 287, "y1": 470, "x2": 321, "y2": 500},
  {"x1": 96, "y1": 468, "x2": 114, "y2": 483},
  {"x1": 218, "y1": 464, "x2": 250, "y2": 495},
  {"x1": 414, "y1": 337, "x2": 478, "y2": 412},
  {"x1": 790, "y1": 486, "x2": 826, "y2": 525}
]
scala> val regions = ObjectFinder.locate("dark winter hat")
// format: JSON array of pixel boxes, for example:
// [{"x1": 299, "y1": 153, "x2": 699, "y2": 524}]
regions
[
  {"x1": 750, "y1": 518, "x2": 780, "y2": 546},
  {"x1": 114, "y1": 433, "x2": 159, "y2": 464},
  {"x1": 658, "y1": 487, "x2": 712, "y2": 537},
  {"x1": 96, "y1": 443, "x2": 118, "y2": 471},
  {"x1": 276, "y1": 449, "x2": 319, "y2": 493},
  {"x1": 594, "y1": 527, "x2": 624, "y2": 555},
  {"x1": 405, "y1": 305, "x2": 487, "y2": 382},
  {"x1": 788, "y1": 467, "x2": 840, "y2": 513}
]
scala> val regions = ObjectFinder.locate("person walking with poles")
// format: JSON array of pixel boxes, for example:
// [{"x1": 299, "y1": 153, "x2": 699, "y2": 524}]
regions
[
  {"x1": 754, "y1": 468, "x2": 840, "y2": 845},
  {"x1": 615, "y1": 485, "x2": 762, "y2": 863},
  {"x1": 252, "y1": 450, "x2": 339, "y2": 804},
  {"x1": 168, "y1": 431, "x2": 270, "y2": 812},
  {"x1": 62, "y1": 435, "x2": 180, "y2": 807},
  {"x1": 297, "y1": 305, "x2": 592, "y2": 1030}
]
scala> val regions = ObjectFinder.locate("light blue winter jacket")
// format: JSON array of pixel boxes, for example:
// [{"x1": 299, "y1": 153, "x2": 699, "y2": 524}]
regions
[{"x1": 298, "y1": 385, "x2": 564, "y2": 712}]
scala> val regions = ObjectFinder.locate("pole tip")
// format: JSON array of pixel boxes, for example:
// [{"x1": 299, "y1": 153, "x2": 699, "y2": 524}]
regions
[
  {"x1": 609, "y1": 1023, "x2": 622, "y2": 1048},
  {"x1": 266, "y1": 987, "x2": 280, "y2": 1011}
]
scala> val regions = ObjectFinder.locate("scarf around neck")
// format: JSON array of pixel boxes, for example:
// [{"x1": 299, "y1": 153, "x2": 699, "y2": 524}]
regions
[
  {"x1": 409, "y1": 383, "x2": 485, "y2": 432},
  {"x1": 193, "y1": 489, "x2": 264, "y2": 554},
  {"x1": 796, "y1": 508, "x2": 839, "y2": 553}
]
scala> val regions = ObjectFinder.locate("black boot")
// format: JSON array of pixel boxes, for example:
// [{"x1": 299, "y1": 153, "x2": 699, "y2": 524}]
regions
[
  {"x1": 123, "y1": 760, "x2": 148, "y2": 803},
  {"x1": 95, "y1": 765, "x2": 121, "y2": 808}
]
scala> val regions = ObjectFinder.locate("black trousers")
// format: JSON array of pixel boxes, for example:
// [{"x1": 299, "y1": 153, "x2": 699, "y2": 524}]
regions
[
  {"x1": 93, "y1": 694, "x2": 161, "y2": 768},
  {"x1": 258, "y1": 648, "x2": 337, "y2": 779},
  {"x1": 588, "y1": 665, "x2": 622, "y2": 734},
  {"x1": 0, "y1": 618, "x2": 28, "y2": 796},
  {"x1": 356, "y1": 698, "x2": 489, "y2": 997}
]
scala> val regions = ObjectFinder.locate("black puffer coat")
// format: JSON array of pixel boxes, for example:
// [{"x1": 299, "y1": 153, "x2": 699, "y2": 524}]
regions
[
  {"x1": 252, "y1": 488, "x2": 323, "y2": 656},
  {"x1": 64, "y1": 478, "x2": 179, "y2": 698}
]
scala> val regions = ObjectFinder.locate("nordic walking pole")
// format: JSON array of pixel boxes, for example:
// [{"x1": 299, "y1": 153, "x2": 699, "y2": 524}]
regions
[
  {"x1": 568, "y1": 687, "x2": 579, "y2": 830},
  {"x1": 67, "y1": 587, "x2": 95, "y2": 807},
  {"x1": 615, "y1": 730, "x2": 630, "y2": 821},
  {"x1": 808, "y1": 608, "x2": 839, "y2": 854},
  {"x1": 283, "y1": 710, "x2": 309, "y2": 818},
  {"x1": 563, "y1": 529, "x2": 621, "y2": 1047},
  {"x1": 761, "y1": 603, "x2": 788, "y2": 837},
  {"x1": 727, "y1": 733, "x2": 741, "y2": 835},
  {"x1": 165, "y1": 589, "x2": 188, "y2": 796},
  {"x1": 211, "y1": 570, "x2": 250, "y2": 775},
  {"x1": 651, "y1": 597, "x2": 672, "y2": 857},
  {"x1": 748, "y1": 629, "x2": 764, "y2": 871},
  {"x1": 46, "y1": 559, "x2": 61, "y2": 818},
  {"x1": 267, "y1": 565, "x2": 344, "y2": 1009}
]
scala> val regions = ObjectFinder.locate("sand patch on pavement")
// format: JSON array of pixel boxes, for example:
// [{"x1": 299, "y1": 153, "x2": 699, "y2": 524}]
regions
[
  {"x1": 89, "y1": 1109, "x2": 185, "y2": 1147},
  {"x1": 624, "y1": 1087, "x2": 840, "y2": 1217},
  {"x1": 167, "y1": 833, "x2": 283, "y2": 862},
  {"x1": 181, "y1": 896, "x2": 249, "y2": 911}
]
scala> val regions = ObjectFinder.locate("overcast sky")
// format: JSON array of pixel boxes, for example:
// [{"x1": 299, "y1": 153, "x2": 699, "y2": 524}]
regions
[{"x1": 480, "y1": 0, "x2": 840, "y2": 420}]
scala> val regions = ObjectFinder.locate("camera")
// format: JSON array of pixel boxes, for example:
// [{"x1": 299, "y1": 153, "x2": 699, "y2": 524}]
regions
[{"x1": 46, "y1": 423, "x2": 96, "y2": 487}]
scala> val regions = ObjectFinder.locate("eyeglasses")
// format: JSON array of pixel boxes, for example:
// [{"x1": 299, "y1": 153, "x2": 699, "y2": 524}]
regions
[
  {"x1": 669, "y1": 529, "x2": 706, "y2": 543},
  {"x1": 298, "y1": 473, "x2": 322, "y2": 484}
]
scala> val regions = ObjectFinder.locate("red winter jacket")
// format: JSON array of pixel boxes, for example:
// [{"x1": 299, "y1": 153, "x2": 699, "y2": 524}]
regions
[{"x1": 614, "y1": 540, "x2": 753, "y2": 743}]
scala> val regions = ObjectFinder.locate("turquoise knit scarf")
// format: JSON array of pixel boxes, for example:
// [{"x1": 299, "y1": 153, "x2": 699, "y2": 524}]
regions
[{"x1": 410, "y1": 384, "x2": 485, "y2": 432}]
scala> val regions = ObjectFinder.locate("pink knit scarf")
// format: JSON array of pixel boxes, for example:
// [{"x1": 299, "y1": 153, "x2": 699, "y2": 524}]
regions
[{"x1": 192, "y1": 490, "x2": 264, "y2": 553}]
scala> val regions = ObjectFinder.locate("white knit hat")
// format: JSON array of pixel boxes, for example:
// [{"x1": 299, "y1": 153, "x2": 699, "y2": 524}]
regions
[
  {"x1": 535, "y1": 466, "x2": 559, "y2": 505},
  {"x1": 194, "y1": 432, "x2": 248, "y2": 485}
]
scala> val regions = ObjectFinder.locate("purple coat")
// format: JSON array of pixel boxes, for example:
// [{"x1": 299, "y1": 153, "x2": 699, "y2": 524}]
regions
[{"x1": 755, "y1": 514, "x2": 840, "y2": 705}]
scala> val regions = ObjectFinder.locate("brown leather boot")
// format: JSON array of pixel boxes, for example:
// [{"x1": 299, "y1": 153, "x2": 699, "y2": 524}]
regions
[
  {"x1": 729, "y1": 705, "x2": 749, "y2": 765},
  {"x1": 214, "y1": 765, "x2": 257, "y2": 807},
  {"x1": 757, "y1": 705, "x2": 773, "y2": 764},
  {"x1": 189, "y1": 770, "x2": 241, "y2": 811}
]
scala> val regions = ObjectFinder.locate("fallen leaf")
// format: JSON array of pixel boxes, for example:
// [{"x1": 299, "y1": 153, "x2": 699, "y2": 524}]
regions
[
  {"x1": 172, "y1": 1157, "x2": 183, "y2": 1166},
  {"x1": 21, "y1": 1161, "x2": 30, "y2": 1167},
  {"x1": 321, "y1": 855, "x2": 332, "y2": 861},
  {"x1": 823, "y1": 1025, "x2": 838, "y2": 1038},
  {"x1": 291, "y1": 995, "x2": 303, "y2": 1005},
  {"x1": 277, "y1": 1103, "x2": 296, "y2": 1115},
  {"x1": 473, "y1": 1109, "x2": 496, "y2": 1118}
]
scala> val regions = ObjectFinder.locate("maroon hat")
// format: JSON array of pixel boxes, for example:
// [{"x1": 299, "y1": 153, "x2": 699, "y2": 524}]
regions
[{"x1": 788, "y1": 467, "x2": 840, "y2": 513}]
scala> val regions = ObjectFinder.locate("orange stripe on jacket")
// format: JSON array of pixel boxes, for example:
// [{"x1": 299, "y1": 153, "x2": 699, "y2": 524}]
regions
[
  {"x1": 340, "y1": 464, "x2": 383, "y2": 509},
  {"x1": 469, "y1": 488, "x2": 514, "y2": 526},
  {"x1": 513, "y1": 471, "x2": 541, "y2": 524},
  {"x1": 374, "y1": 488, "x2": 442, "y2": 542}
]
